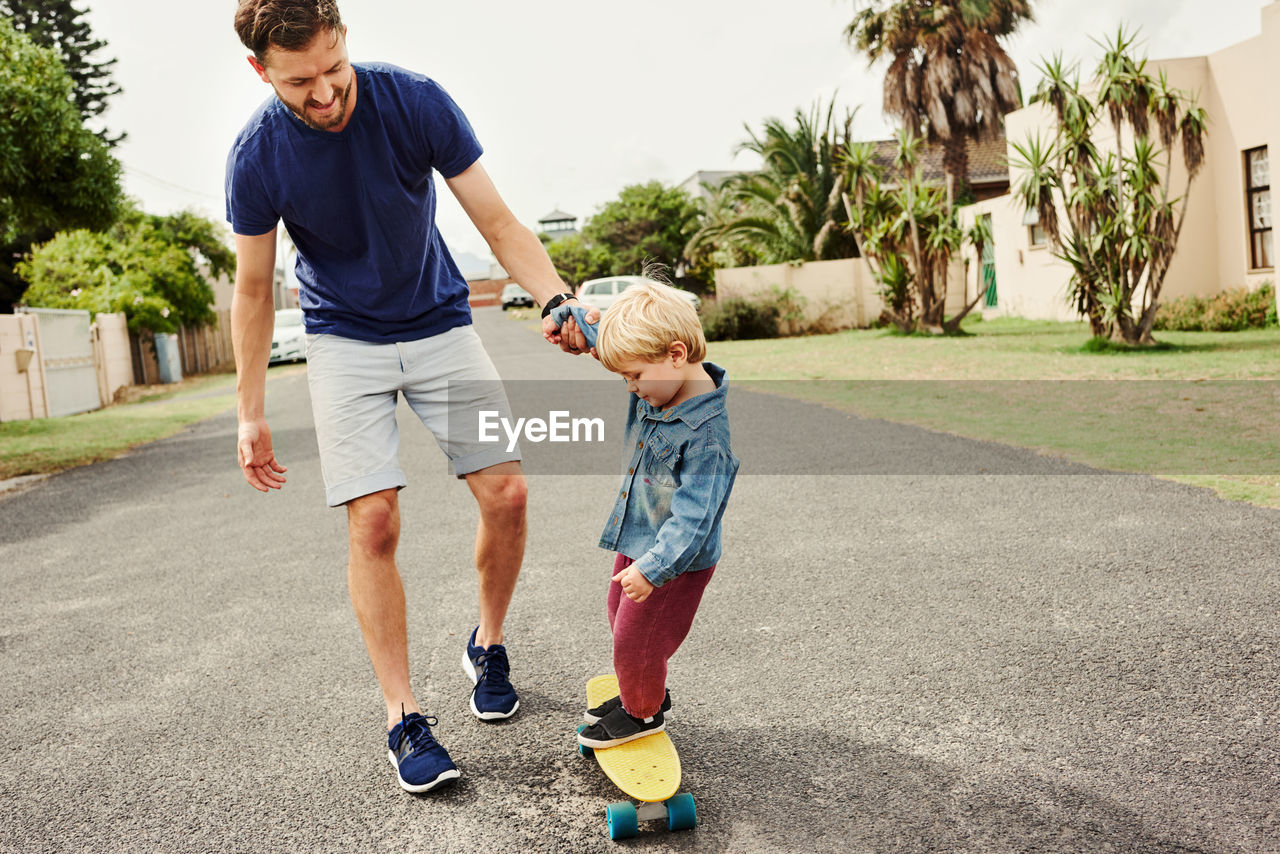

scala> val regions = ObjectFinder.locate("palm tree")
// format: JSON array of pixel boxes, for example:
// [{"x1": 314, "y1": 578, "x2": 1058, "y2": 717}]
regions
[
  {"x1": 1009, "y1": 28, "x2": 1207, "y2": 344},
  {"x1": 846, "y1": 0, "x2": 1031, "y2": 203},
  {"x1": 687, "y1": 100, "x2": 860, "y2": 265}
]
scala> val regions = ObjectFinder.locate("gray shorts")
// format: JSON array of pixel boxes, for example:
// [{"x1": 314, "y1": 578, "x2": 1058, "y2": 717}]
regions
[{"x1": 304, "y1": 325, "x2": 521, "y2": 506}]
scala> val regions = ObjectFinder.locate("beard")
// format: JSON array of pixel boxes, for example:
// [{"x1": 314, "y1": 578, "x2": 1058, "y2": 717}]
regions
[{"x1": 275, "y1": 75, "x2": 355, "y2": 131}]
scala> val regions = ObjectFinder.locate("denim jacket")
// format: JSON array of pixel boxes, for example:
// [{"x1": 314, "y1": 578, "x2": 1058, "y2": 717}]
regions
[{"x1": 598, "y1": 362, "x2": 739, "y2": 587}]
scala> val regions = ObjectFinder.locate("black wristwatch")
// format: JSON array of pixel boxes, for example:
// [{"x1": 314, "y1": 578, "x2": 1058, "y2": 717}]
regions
[{"x1": 540, "y1": 292, "x2": 577, "y2": 319}]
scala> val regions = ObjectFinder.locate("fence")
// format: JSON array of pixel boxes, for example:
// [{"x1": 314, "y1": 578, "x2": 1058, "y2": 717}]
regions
[
  {"x1": 129, "y1": 310, "x2": 234, "y2": 387},
  {"x1": 713, "y1": 257, "x2": 968, "y2": 329},
  {"x1": 1, "y1": 309, "x2": 235, "y2": 422}
]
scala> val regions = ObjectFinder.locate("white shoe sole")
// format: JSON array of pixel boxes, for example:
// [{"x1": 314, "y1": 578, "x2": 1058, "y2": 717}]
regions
[{"x1": 386, "y1": 751, "x2": 460, "y2": 793}]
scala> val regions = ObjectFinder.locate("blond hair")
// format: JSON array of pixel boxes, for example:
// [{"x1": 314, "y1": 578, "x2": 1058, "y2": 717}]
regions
[{"x1": 597, "y1": 281, "x2": 706, "y2": 372}]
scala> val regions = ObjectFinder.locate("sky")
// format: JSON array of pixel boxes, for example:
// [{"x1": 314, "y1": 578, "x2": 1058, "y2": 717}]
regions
[{"x1": 81, "y1": 0, "x2": 1270, "y2": 270}]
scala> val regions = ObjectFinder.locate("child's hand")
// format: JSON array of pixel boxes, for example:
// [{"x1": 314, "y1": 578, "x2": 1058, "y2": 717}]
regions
[{"x1": 612, "y1": 566, "x2": 655, "y2": 603}]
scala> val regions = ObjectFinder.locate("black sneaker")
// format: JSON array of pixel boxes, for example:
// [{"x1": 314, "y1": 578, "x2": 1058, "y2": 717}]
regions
[
  {"x1": 387, "y1": 710, "x2": 460, "y2": 794},
  {"x1": 583, "y1": 689, "x2": 671, "y2": 725},
  {"x1": 577, "y1": 705, "x2": 665, "y2": 749}
]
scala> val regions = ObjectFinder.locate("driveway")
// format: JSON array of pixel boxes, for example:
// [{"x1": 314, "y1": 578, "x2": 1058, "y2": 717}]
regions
[{"x1": 1, "y1": 306, "x2": 1277, "y2": 853}]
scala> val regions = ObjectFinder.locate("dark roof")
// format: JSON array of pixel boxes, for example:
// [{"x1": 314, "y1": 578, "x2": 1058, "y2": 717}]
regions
[
  {"x1": 867, "y1": 135, "x2": 1009, "y2": 186},
  {"x1": 538, "y1": 209, "x2": 577, "y2": 223}
]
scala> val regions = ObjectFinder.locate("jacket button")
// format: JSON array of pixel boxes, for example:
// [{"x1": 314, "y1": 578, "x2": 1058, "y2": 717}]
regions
[
  {"x1": 628, "y1": 467, "x2": 634, "y2": 474},
  {"x1": 621, "y1": 491, "x2": 627, "y2": 499},
  {"x1": 638, "y1": 441, "x2": 644, "y2": 448}
]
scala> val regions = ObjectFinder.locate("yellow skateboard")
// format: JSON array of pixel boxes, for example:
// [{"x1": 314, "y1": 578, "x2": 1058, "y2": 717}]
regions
[{"x1": 577, "y1": 675, "x2": 697, "y2": 839}]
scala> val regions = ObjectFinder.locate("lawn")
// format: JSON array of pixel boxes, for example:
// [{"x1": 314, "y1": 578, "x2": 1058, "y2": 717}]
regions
[
  {"x1": 0, "y1": 371, "x2": 243, "y2": 481},
  {"x1": 706, "y1": 318, "x2": 1280, "y2": 508},
  {"x1": 5, "y1": 315, "x2": 1278, "y2": 512}
]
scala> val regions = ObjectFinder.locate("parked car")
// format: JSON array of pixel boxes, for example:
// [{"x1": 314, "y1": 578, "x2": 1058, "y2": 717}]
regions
[
  {"x1": 500, "y1": 283, "x2": 534, "y2": 310},
  {"x1": 270, "y1": 308, "x2": 306, "y2": 364},
  {"x1": 574, "y1": 276, "x2": 701, "y2": 314}
]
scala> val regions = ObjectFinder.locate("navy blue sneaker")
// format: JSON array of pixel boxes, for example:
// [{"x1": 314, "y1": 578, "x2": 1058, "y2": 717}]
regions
[
  {"x1": 387, "y1": 710, "x2": 459, "y2": 793},
  {"x1": 461, "y1": 626, "x2": 520, "y2": 720}
]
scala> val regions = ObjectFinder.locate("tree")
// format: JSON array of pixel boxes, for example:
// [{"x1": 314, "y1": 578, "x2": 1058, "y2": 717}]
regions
[
  {"x1": 843, "y1": 129, "x2": 988, "y2": 332},
  {"x1": 688, "y1": 101, "x2": 860, "y2": 266},
  {"x1": 581, "y1": 182, "x2": 704, "y2": 288},
  {"x1": 1, "y1": 0, "x2": 124, "y2": 146},
  {"x1": 544, "y1": 232, "x2": 613, "y2": 293},
  {"x1": 1009, "y1": 29, "x2": 1208, "y2": 345},
  {"x1": 0, "y1": 16, "x2": 122, "y2": 311},
  {"x1": 846, "y1": 0, "x2": 1030, "y2": 202},
  {"x1": 17, "y1": 206, "x2": 233, "y2": 333}
]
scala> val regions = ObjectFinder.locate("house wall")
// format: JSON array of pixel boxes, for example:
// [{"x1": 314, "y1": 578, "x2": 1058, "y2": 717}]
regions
[
  {"x1": 1201, "y1": 3, "x2": 1280, "y2": 290},
  {"x1": 715, "y1": 257, "x2": 973, "y2": 330},
  {"x1": 93, "y1": 313, "x2": 133, "y2": 404},
  {"x1": 0, "y1": 313, "x2": 49, "y2": 422},
  {"x1": 969, "y1": 3, "x2": 1279, "y2": 321},
  {"x1": 715, "y1": 259, "x2": 884, "y2": 329}
]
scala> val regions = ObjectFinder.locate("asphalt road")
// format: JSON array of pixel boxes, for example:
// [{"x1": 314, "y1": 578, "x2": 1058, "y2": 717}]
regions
[{"x1": 2, "y1": 307, "x2": 1278, "y2": 853}]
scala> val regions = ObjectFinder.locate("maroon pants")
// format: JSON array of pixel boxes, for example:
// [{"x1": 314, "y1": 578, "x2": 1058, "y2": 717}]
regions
[{"x1": 608, "y1": 553, "x2": 715, "y2": 718}]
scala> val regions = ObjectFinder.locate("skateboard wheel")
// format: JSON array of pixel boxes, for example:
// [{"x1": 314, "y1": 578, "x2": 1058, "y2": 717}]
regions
[
  {"x1": 576, "y1": 725, "x2": 594, "y2": 758},
  {"x1": 665, "y1": 792, "x2": 697, "y2": 831},
  {"x1": 606, "y1": 802, "x2": 638, "y2": 840}
]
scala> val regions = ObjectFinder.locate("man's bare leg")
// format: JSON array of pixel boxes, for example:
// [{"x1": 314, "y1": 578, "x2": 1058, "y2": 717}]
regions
[
  {"x1": 346, "y1": 488, "x2": 418, "y2": 730},
  {"x1": 464, "y1": 461, "x2": 528, "y2": 648}
]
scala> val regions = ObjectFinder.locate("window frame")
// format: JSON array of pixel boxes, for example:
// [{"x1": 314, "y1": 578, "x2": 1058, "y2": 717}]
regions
[{"x1": 1245, "y1": 146, "x2": 1273, "y2": 270}]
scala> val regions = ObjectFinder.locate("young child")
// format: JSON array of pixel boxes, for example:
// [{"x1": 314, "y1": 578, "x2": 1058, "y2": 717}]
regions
[{"x1": 552, "y1": 280, "x2": 739, "y2": 748}]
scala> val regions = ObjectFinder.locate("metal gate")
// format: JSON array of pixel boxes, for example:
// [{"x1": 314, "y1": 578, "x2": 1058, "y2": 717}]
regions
[{"x1": 18, "y1": 307, "x2": 101, "y2": 417}]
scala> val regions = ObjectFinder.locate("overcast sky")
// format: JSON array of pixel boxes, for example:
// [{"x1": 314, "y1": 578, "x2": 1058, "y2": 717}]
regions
[{"x1": 83, "y1": 0, "x2": 1269, "y2": 267}]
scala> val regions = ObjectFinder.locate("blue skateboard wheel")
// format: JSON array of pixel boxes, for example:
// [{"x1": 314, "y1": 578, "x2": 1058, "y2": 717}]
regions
[
  {"x1": 665, "y1": 792, "x2": 697, "y2": 831},
  {"x1": 606, "y1": 802, "x2": 638, "y2": 840}
]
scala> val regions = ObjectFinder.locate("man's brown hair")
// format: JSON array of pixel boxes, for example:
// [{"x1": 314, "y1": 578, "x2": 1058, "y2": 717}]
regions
[{"x1": 234, "y1": 0, "x2": 344, "y2": 63}]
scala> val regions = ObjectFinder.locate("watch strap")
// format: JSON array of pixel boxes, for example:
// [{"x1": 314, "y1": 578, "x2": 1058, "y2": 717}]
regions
[{"x1": 540, "y1": 292, "x2": 575, "y2": 319}]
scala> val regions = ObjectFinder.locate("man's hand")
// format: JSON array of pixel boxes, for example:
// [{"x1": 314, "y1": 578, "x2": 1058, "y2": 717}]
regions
[
  {"x1": 542, "y1": 301, "x2": 600, "y2": 356},
  {"x1": 237, "y1": 419, "x2": 288, "y2": 492},
  {"x1": 612, "y1": 565, "x2": 655, "y2": 603}
]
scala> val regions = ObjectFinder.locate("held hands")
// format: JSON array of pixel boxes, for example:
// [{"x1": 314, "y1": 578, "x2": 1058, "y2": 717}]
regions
[
  {"x1": 612, "y1": 565, "x2": 655, "y2": 603},
  {"x1": 237, "y1": 419, "x2": 287, "y2": 492},
  {"x1": 542, "y1": 301, "x2": 600, "y2": 357}
]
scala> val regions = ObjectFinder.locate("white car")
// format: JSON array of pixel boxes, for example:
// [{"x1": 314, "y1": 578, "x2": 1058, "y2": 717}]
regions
[
  {"x1": 575, "y1": 276, "x2": 701, "y2": 314},
  {"x1": 270, "y1": 308, "x2": 306, "y2": 364}
]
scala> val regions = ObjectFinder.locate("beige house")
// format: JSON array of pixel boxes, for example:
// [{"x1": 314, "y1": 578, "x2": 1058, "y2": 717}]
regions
[{"x1": 962, "y1": 2, "x2": 1278, "y2": 321}]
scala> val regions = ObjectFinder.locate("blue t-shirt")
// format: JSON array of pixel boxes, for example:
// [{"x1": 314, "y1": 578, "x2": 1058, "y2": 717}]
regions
[{"x1": 225, "y1": 63, "x2": 482, "y2": 343}]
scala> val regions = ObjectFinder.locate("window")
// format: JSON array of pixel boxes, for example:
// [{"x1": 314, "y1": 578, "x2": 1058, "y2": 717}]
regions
[
  {"x1": 1022, "y1": 208, "x2": 1047, "y2": 248},
  {"x1": 1246, "y1": 146, "x2": 1273, "y2": 269}
]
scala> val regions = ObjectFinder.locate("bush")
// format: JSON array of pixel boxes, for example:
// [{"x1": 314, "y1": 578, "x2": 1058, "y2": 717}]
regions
[
  {"x1": 1154, "y1": 283, "x2": 1274, "y2": 331},
  {"x1": 702, "y1": 296, "x2": 780, "y2": 341}
]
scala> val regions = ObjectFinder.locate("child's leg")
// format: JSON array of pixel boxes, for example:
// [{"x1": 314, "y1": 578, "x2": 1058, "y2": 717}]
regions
[
  {"x1": 611, "y1": 559, "x2": 715, "y2": 718},
  {"x1": 607, "y1": 553, "x2": 627, "y2": 634}
]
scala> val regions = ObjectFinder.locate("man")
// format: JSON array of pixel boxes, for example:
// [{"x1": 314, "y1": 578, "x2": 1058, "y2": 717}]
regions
[{"x1": 226, "y1": 0, "x2": 593, "y2": 794}]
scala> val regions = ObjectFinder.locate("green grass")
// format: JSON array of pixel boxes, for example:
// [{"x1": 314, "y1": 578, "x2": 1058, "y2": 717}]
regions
[
  {"x1": 707, "y1": 319, "x2": 1280, "y2": 509},
  {"x1": 0, "y1": 371, "x2": 242, "y2": 481},
  {"x1": 9, "y1": 313, "x2": 1280, "y2": 513}
]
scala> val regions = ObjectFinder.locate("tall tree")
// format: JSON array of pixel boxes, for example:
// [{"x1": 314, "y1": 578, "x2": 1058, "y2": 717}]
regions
[
  {"x1": 582, "y1": 182, "x2": 704, "y2": 286},
  {"x1": 844, "y1": 129, "x2": 989, "y2": 333},
  {"x1": 847, "y1": 0, "x2": 1030, "y2": 202},
  {"x1": 18, "y1": 205, "x2": 232, "y2": 332},
  {"x1": 687, "y1": 100, "x2": 860, "y2": 266},
  {"x1": 1010, "y1": 29, "x2": 1208, "y2": 345},
  {"x1": 1, "y1": 0, "x2": 124, "y2": 146},
  {"x1": 0, "y1": 16, "x2": 122, "y2": 311}
]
